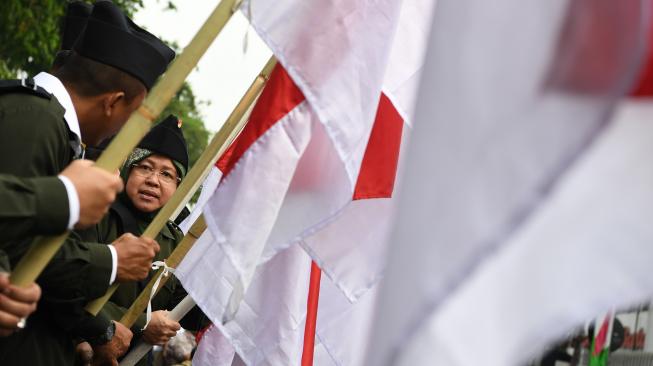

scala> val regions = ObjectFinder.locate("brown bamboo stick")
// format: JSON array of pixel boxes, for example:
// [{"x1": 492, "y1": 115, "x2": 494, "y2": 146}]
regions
[
  {"x1": 85, "y1": 56, "x2": 278, "y2": 316},
  {"x1": 10, "y1": 0, "x2": 241, "y2": 288},
  {"x1": 120, "y1": 216, "x2": 207, "y2": 327}
]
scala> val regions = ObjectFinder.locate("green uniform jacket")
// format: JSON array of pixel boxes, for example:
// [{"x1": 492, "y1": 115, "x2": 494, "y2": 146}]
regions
[
  {"x1": 77, "y1": 199, "x2": 208, "y2": 364},
  {"x1": 0, "y1": 90, "x2": 114, "y2": 365},
  {"x1": 0, "y1": 174, "x2": 70, "y2": 241}
]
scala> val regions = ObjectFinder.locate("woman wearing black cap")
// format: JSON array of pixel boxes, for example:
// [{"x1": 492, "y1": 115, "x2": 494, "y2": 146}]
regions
[{"x1": 77, "y1": 115, "x2": 207, "y2": 365}]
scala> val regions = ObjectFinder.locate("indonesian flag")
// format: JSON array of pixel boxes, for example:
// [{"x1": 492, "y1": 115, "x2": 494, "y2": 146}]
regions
[
  {"x1": 368, "y1": 1, "x2": 653, "y2": 365},
  {"x1": 175, "y1": 0, "x2": 435, "y2": 364}
]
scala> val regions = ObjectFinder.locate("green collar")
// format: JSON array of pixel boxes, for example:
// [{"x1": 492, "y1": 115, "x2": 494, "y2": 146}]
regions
[{"x1": 160, "y1": 222, "x2": 177, "y2": 241}]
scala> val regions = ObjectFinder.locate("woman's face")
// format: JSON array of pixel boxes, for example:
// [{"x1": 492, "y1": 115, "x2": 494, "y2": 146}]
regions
[{"x1": 126, "y1": 154, "x2": 179, "y2": 213}]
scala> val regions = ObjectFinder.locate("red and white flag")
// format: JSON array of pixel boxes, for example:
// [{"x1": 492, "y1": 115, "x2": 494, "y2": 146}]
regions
[
  {"x1": 368, "y1": 1, "x2": 652, "y2": 365},
  {"x1": 175, "y1": 0, "x2": 435, "y2": 364}
]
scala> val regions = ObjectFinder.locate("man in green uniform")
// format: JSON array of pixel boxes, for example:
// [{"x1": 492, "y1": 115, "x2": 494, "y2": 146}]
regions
[
  {"x1": 0, "y1": 0, "x2": 119, "y2": 342},
  {"x1": 0, "y1": 1, "x2": 123, "y2": 242},
  {"x1": 0, "y1": 160, "x2": 125, "y2": 241},
  {"x1": 0, "y1": 1, "x2": 175, "y2": 364}
]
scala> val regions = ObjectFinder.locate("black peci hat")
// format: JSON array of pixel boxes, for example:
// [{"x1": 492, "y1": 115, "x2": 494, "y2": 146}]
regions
[
  {"x1": 60, "y1": 1, "x2": 93, "y2": 51},
  {"x1": 73, "y1": 0, "x2": 175, "y2": 90},
  {"x1": 139, "y1": 115, "x2": 189, "y2": 173}
]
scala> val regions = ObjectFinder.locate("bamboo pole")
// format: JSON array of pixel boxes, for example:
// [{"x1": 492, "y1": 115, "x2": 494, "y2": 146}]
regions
[
  {"x1": 119, "y1": 216, "x2": 207, "y2": 327},
  {"x1": 85, "y1": 56, "x2": 278, "y2": 316},
  {"x1": 10, "y1": 0, "x2": 241, "y2": 288},
  {"x1": 84, "y1": 216, "x2": 206, "y2": 316}
]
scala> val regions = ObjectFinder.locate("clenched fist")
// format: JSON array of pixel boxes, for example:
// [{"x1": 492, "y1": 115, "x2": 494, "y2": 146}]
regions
[
  {"x1": 60, "y1": 160, "x2": 123, "y2": 229},
  {"x1": 112, "y1": 234, "x2": 160, "y2": 282}
]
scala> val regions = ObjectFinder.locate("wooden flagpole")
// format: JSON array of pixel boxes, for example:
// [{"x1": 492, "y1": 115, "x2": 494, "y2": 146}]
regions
[
  {"x1": 85, "y1": 56, "x2": 277, "y2": 315},
  {"x1": 118, "y1": 215, "x2": 206, "y2": 326},
  {"x1": 301, "y1": 261, "x2": 322, "y2": 366},
  {"x1": 10, "y1": 0, "x2": 241, "y2": 288}
]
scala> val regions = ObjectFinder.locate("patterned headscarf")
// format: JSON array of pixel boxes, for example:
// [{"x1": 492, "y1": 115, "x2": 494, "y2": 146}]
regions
[{"x1": 121, "y1": 147, "x2": 187, "y2": 183}]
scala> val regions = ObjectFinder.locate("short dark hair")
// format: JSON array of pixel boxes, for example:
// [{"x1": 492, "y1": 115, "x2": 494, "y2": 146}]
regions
[
  {"x1": 51, "y1": 50, "x2": 72, "y2": 72},
  {"x1": 52, "y1": 52, "x2": 146, "y2": 102}
]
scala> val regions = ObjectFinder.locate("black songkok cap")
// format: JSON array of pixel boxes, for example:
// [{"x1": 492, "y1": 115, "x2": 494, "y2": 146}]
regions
[
  {"x1": 60, "y1": 1, "x2": 92, "y2": 50},
  {"x1": 73, "y1": 0, "x2": 175, "y2": 90},
  {"x1": 139, "y1": 115, "x2": 189, "y2": 172}
]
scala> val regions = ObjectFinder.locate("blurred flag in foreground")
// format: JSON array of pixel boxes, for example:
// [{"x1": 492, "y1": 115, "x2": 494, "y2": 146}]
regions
[{"x1": 368, "y1": 0, "x2": 651, "y2": 365}]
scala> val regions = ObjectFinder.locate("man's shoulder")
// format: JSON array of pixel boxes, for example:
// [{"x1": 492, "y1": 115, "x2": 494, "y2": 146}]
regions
[
  {"x1": 0, "y1": 79, "x2": 65, "y2": 119},
  {"x1": 0, "y1": 79, "x2": 52, "y2": 100}
]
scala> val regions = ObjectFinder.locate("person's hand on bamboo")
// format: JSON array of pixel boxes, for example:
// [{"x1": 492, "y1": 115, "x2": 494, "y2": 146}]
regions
[
  {"x1": 91, "y1": 321, "x2": 133, "y2": 366},
  {"x1": 0, "y1": 273, "x2": 40, "y2": 336},
  {"x1": 111, "y1": 234, "x2": 160, "y2": 282},
  {"x1": 142, "y1": 310, "x2": 181, "y2": 345},
  {"x1": 60, "y1": 159, "x2": 124, "y2": 229}
]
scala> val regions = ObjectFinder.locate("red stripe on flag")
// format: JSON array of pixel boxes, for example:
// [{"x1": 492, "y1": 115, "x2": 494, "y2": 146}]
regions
[
  {"x1": 545, "y1": 0, "x2": 643, "y2": 94},
  {"x1": 217, "y1": 65, "x2": 306, "y2": 176},
  {"x1": 353, "y1": 93, "x2": 404, "y2": 200},
  {"x1": 300, "y1": 95, "x2": 404, "y2": 363},
  {"x1": 631, "y1": 8, "x2": 653, "y2": 96},
  {"x1": 195, "y1": 324, "x2": 211, "y2": 345}
]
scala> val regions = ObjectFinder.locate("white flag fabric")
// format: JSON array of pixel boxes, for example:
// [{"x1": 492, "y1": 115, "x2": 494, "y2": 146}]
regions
[
  {"x1": 177, "y1": 0, "x2": 406, "y2": 323},
  {"x1": 190, "y1": 244, "x2": 382, "y2": 365},
  {"x1": 232, "y1": 0, "x2": 416, "y2": 301},
  {"x1": 299, "y1": 0, "x2": 435, "y2": 300},
  {"x1": 175, "y1": 0, "x2": 434, "y2": 364},
  {"x1": 368, "y1": 0, "x2": 650, "y2": 365},
  {"x1": 192, "y1": 323, "x2": 236, "y2": 366},
  {"x1": 394, "y1": 99, "x2": 653, "y2": 366},
  {"x1": 178, "y1": 166, "x2": 222, "y2": 234}
]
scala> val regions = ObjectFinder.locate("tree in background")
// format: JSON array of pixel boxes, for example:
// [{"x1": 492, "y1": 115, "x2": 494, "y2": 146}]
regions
[
  {"x1": 0, "y1": 0, "x2": 209, "y2": 168},
  {"x1": 0, "y1": 0, "x2": 146, "y2": 78},
  {"x1": 0, "y1": 0, "x2": 64, "y2": 78}
]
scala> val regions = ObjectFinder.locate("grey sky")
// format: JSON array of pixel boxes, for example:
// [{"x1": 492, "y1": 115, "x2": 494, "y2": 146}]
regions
[{"x1": 134, "y1": 0, "x2": 271, "y2": 132}]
